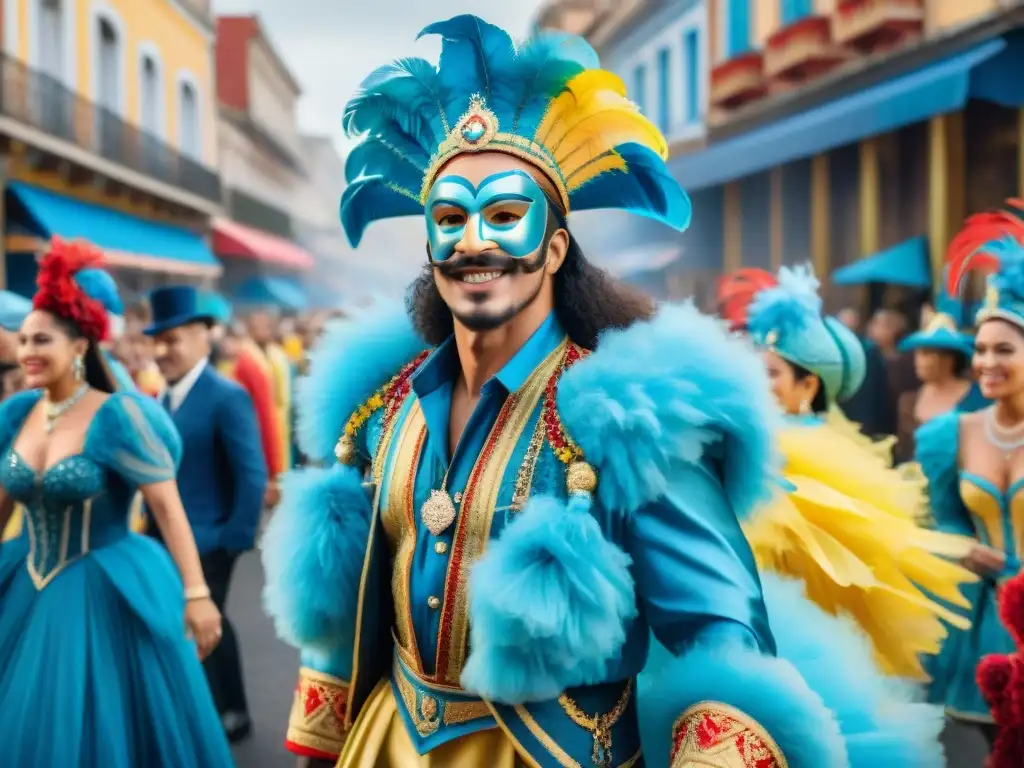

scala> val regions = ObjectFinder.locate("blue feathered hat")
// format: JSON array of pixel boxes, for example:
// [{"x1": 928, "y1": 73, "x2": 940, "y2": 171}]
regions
[
  {"x1": 747, "y1": 265, "x2": 866, "y2": 405},
  {"x1": 74, "y1": 268, "x2": 124, "y2": 317},
  {"x1": 340, "y1": 15, "x2": 690, "y2": 247}
]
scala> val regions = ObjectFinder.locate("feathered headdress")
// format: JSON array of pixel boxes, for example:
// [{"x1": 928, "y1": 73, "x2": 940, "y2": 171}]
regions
[
  {"x1": 945, "y1": 199, "x2": 1024, "y2": 329},
  {"x1": 33, "y1": 237, "x2": 110, "y2": 341},
  {"x1": 340, "y1": 15, "x2": 690, "y2": 247},
  {"x1": 746, "y1": 265, "x2": 866, "y2": 404},
  {"x1": 716, "y1": 268, "x2": 778, "y2": 331}
]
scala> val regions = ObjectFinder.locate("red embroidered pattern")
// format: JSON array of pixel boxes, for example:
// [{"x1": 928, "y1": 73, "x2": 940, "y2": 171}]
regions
[
  {"x1": 670, "y1": 705, "x2": 784, "y2": 768},
  {"x1": 542, "y1": 343, "x2": 589, "y2": 465},
  {"x1": 433, "y1": 394, "x2": 517, "y2": 682},
  {"x1": 381, "y1": 350, "x2": 431, "y2": 431}
]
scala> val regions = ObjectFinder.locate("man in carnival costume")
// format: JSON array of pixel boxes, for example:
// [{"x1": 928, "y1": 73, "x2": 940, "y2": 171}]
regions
[{"x1": 263, "y1": 16, "x2": 944, "y2": 768}]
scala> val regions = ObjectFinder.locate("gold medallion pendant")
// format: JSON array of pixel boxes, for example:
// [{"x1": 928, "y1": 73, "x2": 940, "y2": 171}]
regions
[{"x1": 421, "y1": 489, "x2": 457, "y2": 536}]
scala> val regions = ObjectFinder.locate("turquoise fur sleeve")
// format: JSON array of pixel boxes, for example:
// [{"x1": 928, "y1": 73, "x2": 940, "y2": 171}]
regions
[
  {"x1": 638, "y1": 574, "x2": 944, "y2": 768},
  {"x1": 557, "y1": 302, "x2": 781, "y2": 521},
  {"x1": 295, "y1": 302, "x2": 428, "y2": 464},
  {"x1": 87, "y1": 392, "x2": 182, "y2": 485},
  {"x1": 915, "y1": 412, "x2": 973, "y2": 536}
]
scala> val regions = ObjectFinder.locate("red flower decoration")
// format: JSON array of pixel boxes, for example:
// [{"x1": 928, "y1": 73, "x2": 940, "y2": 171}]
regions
[
  {"x1": 979, "y1": 571, "x2": 1024, "y2": 767},
  {"x1": 32, "y1": 237, "x2": 109, "y2": 341},
  {"x1": 716, "y1": 268, "x2": 778, "y2": 332}
]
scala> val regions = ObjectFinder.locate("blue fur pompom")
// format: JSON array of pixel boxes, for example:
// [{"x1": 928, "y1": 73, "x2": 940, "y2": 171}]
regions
[
  {"x1": 761, "y1": 574, "x2": 944, "y2": 767},
  {"x1": 557, "y1": 302, "x2": 780, "y2": 521},
  {"x1": 461, "y1": 493, "x2": 636, "y2": 703},
  {"x1": 260, "y1": 465, "x2": 372, "y2": 656},
  {"x1": 297, "y1": 302, "x2": 427, "y2": 464},
  {"x1": 747, "y1": 264, "x2": 822, "y2": 341},
  {"x1": 987, "y1": 236, "x2": 1024, "y2": 301}
]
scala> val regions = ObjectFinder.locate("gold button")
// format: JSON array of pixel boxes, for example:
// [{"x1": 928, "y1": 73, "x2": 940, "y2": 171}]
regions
[
  {"x1": 427, "y1": 596, "x2": 441, "y2": 609},
  {"x1": 435, "y1": 542, "x2": 448, "y2": 555}
]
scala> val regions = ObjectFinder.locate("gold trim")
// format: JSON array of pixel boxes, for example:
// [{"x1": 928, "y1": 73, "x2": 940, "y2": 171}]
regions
[
  {"x1": 392, "y1": 657, "x2": 490, "y2": 736},
  {"x1": 671, "y1": 701, "x2": 788, "y2": 768},
  {"x1": 960, "y1": 478, "x2": 1004, "y2": 552},
  {"x1": 386, "y1": 403, "x2": 428, "y2": 671},
  {"x1": 287, "y1": 666, "x2": 350, "y2": 757},
  {"x1": 345, "y1": 397, "x2": 410, "y2": 729},
  {"x1": 27, "y1": 498, "x2": 94, "y2": 590},
  {"x1": 436, "y1": 339, "x2": 567, "y2": 685}
]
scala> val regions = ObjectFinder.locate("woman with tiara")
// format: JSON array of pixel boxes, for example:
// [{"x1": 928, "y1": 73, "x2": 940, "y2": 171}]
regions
[
  {"x1": 0, "y1": 239, "x2": 234, "y2": 767},
  {"x1": 918, "y1": 201, "x2": 1024, "y2": 748},
  {"x1": 719, "y1": 264, "x2": 978, "y2": 681}
]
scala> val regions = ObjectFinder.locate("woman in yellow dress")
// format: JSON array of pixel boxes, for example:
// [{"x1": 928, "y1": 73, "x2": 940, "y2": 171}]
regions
[{"x1": 722, "y1": 263, "x2": 977, "y2": 680}]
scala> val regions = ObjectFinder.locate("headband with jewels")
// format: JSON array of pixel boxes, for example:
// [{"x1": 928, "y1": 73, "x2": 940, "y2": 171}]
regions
[
  {"x1": 338, "y1": 15, "x2": 691, "y2": 248},
  {"x1": 945, "y1": 199, "x2": 1024, "y2": 331},
  {"x1": 744, "y1": 264, "x2": 866, "y2": 406}
]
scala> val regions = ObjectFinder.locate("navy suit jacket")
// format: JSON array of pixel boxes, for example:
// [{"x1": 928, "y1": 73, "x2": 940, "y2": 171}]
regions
[{"x1": 161, "y1": 365, "x2": 267, "y2": 555}]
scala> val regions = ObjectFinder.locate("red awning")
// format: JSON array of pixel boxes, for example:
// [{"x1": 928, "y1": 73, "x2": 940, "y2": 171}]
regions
[{"x1": 212, "y1": 218, "x2": 316, "y2": 271}]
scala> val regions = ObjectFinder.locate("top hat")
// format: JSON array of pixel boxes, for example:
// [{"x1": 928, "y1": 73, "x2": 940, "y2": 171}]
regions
[{"x1": 144, "y1": 285, "x2": 216, "y2": 336}]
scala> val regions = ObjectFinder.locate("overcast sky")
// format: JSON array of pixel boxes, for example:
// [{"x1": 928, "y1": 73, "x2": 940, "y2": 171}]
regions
[{"x1": 212, "y1": 1, "x2": 544, "y2": 149}]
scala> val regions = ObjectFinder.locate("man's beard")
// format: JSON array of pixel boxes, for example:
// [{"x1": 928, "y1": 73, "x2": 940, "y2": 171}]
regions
[{"x1": 433, "y1": 248, "x2": 548, "y2": 332}]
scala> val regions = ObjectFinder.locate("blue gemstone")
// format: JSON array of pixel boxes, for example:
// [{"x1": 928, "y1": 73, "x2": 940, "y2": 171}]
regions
[{"x1": 462, "y1": 120, "x2": 486, "y2": 142}]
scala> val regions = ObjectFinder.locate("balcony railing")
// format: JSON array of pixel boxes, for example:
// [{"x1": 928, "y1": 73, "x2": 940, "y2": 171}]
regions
[
  {"x1": 227, "y1": 187, "x2": 293, "y2": 239},
  {"x1": 0, "y1": 53, "x2": 221, "y2": 204}
]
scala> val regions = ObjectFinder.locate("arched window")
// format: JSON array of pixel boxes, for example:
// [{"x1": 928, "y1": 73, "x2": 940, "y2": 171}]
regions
[
  {"x1": 140, "y1": 55, "x2": 159, "y2": 134},
  {"x1": 178, "y1": 78, "x2": 201, "y2": 159},
  {"x1": 97, "y1": 18, "x2": 119, "y2": 113}
]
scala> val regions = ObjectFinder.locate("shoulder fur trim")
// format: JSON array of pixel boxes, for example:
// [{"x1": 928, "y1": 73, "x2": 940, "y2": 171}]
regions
[
  {"x1": 557, "y1": 302, "x2": 781, "y2": 520},
  {"x1": 297, "y1": 302, "x2": 428, "y2": 464}
]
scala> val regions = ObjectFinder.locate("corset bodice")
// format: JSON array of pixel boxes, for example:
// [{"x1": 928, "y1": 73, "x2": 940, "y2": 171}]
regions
[{"x1": 2, "y1": 450, "x2": 132, "y2": 588}]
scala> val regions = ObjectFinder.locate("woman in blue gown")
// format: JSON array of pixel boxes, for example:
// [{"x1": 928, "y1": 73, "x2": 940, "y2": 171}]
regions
[{"x1": 0, "y1": 239, "x2": 234, "y2": 767}]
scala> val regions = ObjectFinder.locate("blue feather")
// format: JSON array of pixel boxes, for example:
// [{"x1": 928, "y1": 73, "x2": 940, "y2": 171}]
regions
[
  {"x1": 569, "y1": 143, "x2": 691, "y2": 232},
  {"x1": 356, "y1": 57, "x2": 450, "y2": 144},
  {"x1": 748, "y1": 264, "x2": 822, "y2": 339},
  {"x1": 344, "y1": 136, "x2": 428, "y2": 194},
  {"x1": 339, "y1": 175, "x2": 424, "y2": 248},
  {"x1": 986, "y1": 235, "x2": 1024, "y2": 301},
  {"x1": 74, "y1": 268, "x2": 123, "y2": 316},
  {"x1": 506, "y1": 32, "x2": 597, "y2": 135},
  {"x1": 418, "y1": 15, "x2": 516, "y2": 124},
  {"x1": 342, "y1": 91, "x2": 435, "y2": 150}
]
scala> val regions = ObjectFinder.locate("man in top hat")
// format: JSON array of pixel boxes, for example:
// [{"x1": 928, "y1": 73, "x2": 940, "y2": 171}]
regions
[{"x1": 146, "y1": 285, "x2": 268, "y2": 743}]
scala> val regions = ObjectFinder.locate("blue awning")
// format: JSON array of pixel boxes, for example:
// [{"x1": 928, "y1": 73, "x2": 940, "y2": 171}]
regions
[
  {"x1": 831, "y1": 236, "x2": 931, "y2": 288},
  {"x1": 7, "y1": 181, "x2": 222, "y2": 276},
  {"x1": 671, "y1": 38, "x2": 1007, "y2": 190},
  {"x1": 233, "y1": 276, "x2": 308, "y2": 312}
]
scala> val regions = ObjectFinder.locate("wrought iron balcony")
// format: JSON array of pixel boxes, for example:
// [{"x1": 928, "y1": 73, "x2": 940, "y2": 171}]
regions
[
  {"x1": 0, "y1": 53, "x2": 221, "y2": 204},
  {"x1": 227, "y1": 187, "x2": 293, "y2": 239}
]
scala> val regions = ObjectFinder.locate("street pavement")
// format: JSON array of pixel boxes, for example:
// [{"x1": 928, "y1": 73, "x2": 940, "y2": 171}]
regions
[{"x1": 226, "y1": 551, "x2": 990, "y2": 768}]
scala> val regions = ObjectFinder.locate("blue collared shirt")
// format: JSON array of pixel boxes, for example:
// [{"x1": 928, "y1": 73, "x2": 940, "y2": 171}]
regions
[{"x1": 406, "y1": 312, "x2": 566, "y2": 673}]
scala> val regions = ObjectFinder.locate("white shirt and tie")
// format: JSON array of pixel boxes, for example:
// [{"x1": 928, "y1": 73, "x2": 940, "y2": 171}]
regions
[{"x1": 162, "y1": 358, "x2": 208, "y2": 413}]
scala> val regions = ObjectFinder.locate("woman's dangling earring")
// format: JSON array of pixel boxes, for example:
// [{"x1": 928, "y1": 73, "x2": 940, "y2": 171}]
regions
[
  {"x1": 799, "y1": 398, "x2": 811, "y2": 416},
  {"x1": 73, "y1": 355, "x2": 84, "y2": 383}
]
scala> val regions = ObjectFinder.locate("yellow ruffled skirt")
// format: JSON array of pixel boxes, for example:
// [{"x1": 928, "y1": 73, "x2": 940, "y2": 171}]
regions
[
  {"x1": 337, "y1": 681, "x2": 527, "y2": 768},
  {"x1": 743, "y1": 419, "x2": 977, "y2": 680}
]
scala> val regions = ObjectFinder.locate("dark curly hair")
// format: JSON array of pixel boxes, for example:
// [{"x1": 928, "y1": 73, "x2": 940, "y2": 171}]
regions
[{"x1": 406, "y1": 230, "x2": 655, "y2": 349}]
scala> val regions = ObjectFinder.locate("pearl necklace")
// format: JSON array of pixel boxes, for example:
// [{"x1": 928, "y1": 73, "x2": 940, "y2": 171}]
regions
[
  {"x1": 44, "y1": 384, "x2": 88, "y2": 434},
  {"x1": 984, "y1": 408, "x2": 1024, "y2": 459}
]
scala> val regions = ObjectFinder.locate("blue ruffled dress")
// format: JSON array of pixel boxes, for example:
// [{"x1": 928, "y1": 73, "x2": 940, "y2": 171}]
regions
[
  {"x1": 917, "y1": 410, "x2": 1020, "y2": 722},
  {"x1": 0, "y1": 390, "x2": 234, "y2": 767}
]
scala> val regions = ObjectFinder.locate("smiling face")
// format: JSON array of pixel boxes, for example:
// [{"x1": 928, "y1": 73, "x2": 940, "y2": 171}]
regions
[
  {"x1": 425, "y1": 152, "x2": 568, "y2": 333},
  {"x1": 17, "y1": 310, "x2": 87, "y2": 389},
  {"x1": 974, "y1": 319, "x2": 1024, "y2": 399}
]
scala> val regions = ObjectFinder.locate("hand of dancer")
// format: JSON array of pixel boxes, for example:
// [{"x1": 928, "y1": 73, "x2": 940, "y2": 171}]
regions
[
  {"x1": 186, "y1": 597, "x2": 223, "y2": 660},
  {"x1": 964, "y1": 543, "x2": 1007, "y2": 576}
]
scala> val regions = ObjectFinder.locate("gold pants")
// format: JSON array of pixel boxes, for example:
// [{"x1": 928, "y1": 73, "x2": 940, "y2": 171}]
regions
[{"x1": 337, "y1": 680, "x2": 528, "y2": 768}]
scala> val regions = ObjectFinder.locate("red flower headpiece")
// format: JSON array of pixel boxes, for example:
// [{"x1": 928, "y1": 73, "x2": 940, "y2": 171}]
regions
[
  {"x1": 716, "y1": 268, "x2": 778, "y2": 332},
  {"x1": 32, "y1": 237, "x2": 109, "y2": 342}
]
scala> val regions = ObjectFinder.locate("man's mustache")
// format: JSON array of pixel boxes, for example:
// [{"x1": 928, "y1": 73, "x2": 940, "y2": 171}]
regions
[{"x1": 432, "y1": 251, "x2": 519, "y2": 278}]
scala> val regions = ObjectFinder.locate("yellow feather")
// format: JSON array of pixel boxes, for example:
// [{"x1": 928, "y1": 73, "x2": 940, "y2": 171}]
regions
[
  {"x1": 565, "y1": 150, "x2": 626, "y2": 190},
  {"x1": 548, "y1": 93, "x2": 667, "y2": 164},
  {"x1": 535, "y1": 70, "x2": 629, "y2": 145},
  {"x1": 556, "y1": 113, "x2": 668, "y2": 180}
]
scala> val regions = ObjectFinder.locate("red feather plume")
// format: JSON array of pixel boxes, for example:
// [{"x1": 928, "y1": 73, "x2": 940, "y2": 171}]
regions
[
  {"x1": 945, "y1": 199, "x2": 1024, "y2": 297},
  {"x1": 32, "y1": 237, "x2": 109, "y2": 341},
  {"x1": 716, "y1": 268, "x2": 778, "y2": 331}
]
